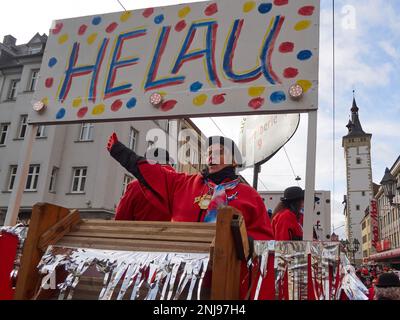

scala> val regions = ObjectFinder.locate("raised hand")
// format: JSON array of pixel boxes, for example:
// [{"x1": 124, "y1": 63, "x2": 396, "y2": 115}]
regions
[{"x1": 107, "y1": 132, "x2": 118, "y2": 152}]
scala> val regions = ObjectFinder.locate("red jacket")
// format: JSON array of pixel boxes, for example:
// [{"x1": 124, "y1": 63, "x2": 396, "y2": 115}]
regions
[
  {"x1": 138, "y1": 162, "x2": 273, "y2": 240},
  {"x1": 115, "y1": 165, "x2": 174, "y2": 221},
  {"x1": 272, "y1": 208, "x2": 303, "y2": 241}
]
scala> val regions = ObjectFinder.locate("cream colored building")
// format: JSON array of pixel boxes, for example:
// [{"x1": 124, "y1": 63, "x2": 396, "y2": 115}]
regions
[{"x1": 361, "y1": 210, "x2": 372, "y2": 259}]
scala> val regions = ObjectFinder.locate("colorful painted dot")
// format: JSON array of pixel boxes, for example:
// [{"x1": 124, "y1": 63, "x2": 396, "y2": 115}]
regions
[
  {"x1": 258, "y1": 3, "x2": 273, "y2": 14},
  {"x1": 48, "y1": 57, "x2": 57, "y2": 68},
  {"x1": 212, "y1": 94, "x2": 226, "y2": 105},
  {"x1": 120, "y1": 11, "x2": 132, "y2": 22},
  {"x1": 248, "y1": 97, "x2": 265, "y2": 110},
  {"x1": 295, "y1": 20, "x2": 312, "y2": 31},
  {"x1": 154, "y1": 14, "x2": 164, "y2": 24},
  {"x1": 92, "y1": 17, "x2": 102, "y2": 25},
  {"x1": 205, "y1": 3, "x2": 218, "y2": 16},
  {"x1": 297, "y1": 80, "x2": 312, "y2": 93},
  {"x1": 111, "y1": 99, "x2": 123, "y2": 112},
  {"x1": 56, "y1": 108, "x2": 66, "y2": 119},
  {"x1": 58, "y1": 34, "x2": 69, "y2": 45},
  {"x1": 283, "y1": 67, "x2": 299, "y2": 78},
  {"x1": 248, "y1": 86, "x2": 265, "y2": 97},
  {"x1": 78, "y1": 24, "x2": 88, "y2": 36},
  {"x1": 143, "y1": 8, "x2": 154, "y2": 18},
  {"x1": 52, "y1": 22, "x2": 63, "y2": 35},
  {"x1": 297, "y1": 50, "x2": 313, "y2": 60},
  {"x1": 178, "y1": 6, "x2": 191, "y2": 18},
  {"x1": 72, "y1": 97, "x2": 82, "y2": 108},
  {"x1": 175, "y1": 20, "x2": 187, "y2": 32},
  {"x1": 161, "y1": 100, "x2": 177, "y2": 112},
  {"x1": 87, "y1": 33, "x2": 98, "y2": 45},
  {"x1": 106, "y1": 22, "x2": 118, "y2": 33},
  {"x1": 41, "y1": 97, "x2": 49, "y2": 106},
  {"x1": 190, "y1": 82, "x2": 203, "y2": 92},
  {"x1": 274, "y1": 0, "x2": 288, "y2": 5},
  {"x1": 45, "y1": 78, "x2": 53, "y2": 88},
  {"x1": 193, "y1": 94, "x2": 208, "y2": 106},
  {"x1": 270, "y1": 91, "x2": 286, "y2": 103},
  {"x1": 92, "y1": 103, "x2": 105, "y2": 115},
  {"x1": 299, "y1": 6, "x2": 315, "y2": 16},
  {"x1": 243, "y1": 1, "x2": 256, "y2": 13},
  {"x1": 77, "y1": 107, "x2": 88, "y2": 118},
  {"x1": 279, "y1": 42, "x2": 294, "y2": 53},
  {"x1": 126, "y1": 97, "x2": 137, "y2": 109}
]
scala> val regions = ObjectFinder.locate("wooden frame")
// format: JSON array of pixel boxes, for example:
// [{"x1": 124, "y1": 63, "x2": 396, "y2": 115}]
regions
[{"x1": 14, "y1": 203, "x2": 248, "y2": 300}]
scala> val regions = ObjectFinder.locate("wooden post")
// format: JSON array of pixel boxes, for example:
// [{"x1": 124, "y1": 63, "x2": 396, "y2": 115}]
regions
[
  {"x1": 211, "y1": 207, "x2": 247, "y2": 300},
  {"x1": 4, "y1": 124, "x2": 37, "y2": 226},
  {"x1": 304, "y1": 110, "x2": 318, "y2": 241},
  {"x1": 14, "y1": 203, "x2": 70, "y2": 300}
]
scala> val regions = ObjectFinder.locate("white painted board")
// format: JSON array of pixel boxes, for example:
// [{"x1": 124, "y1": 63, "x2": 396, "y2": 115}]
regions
[
  {"x1": 239, "y1": 113, "x2": 300, "y2": 167},
  {"x1": 29, "y1": 0, "x2": 320, "y2": 124}
]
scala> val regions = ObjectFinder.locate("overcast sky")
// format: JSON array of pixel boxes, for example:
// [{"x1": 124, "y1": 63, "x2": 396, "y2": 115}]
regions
[{"x1": 1, "y1": 0, "x2": 399, "y2": 238}]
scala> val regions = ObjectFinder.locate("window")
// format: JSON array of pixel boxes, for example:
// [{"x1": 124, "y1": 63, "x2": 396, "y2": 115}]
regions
[
  {"x1": 49, "y1": 167, "x2": 59, "y2": 193},
  {"x1": 8, "y1": 79, "x2": 20, "y2": 100},
  {"x1": 356, "y1": 205, "x2": 360, "y2": 211},
  {"x1": 71, "y1": 167, "x2": 87, "y2": 193},
  {"x1": 362, "y1": 235, "x2": 367, "y2": 244},
  {"x1": 362, "y1": 191, "x2": 366, "y2": 196},
  {"x1": 129, "y1": 127, "x2": 138, "y2": 151},
  {"x1": 362, "y1": 221, "x2": 366, "y2": 230},
  {"x1": 17, "y1": 115, "x2": 28, "y2": 139},
  {"x1": 0, "y1": 123, "x2": 9, "y2": 145},
  {"x1": 356, "y1": 158, "x2": 362, "y2": 165},
  {"x1": 28, "y1": 70, "x2": 39, "y2": 91},
  {"x1": 79, "y1": 123, "x2": 94, "y2": 141},
  {"x1": 25, "y1": 165, "x2": 40, "y2": 191},
  {"x1": 8, "y1": 166, "x2": 18, "y2": 191},
  {"x1": 36, "y1": 125, "x2": 47, "y2": 138},
  {"x1": 122, "y1": 175, "x2": 133, "y2": 195}
]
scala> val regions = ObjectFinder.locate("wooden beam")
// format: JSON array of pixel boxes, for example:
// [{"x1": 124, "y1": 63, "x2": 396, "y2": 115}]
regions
[
  {"x1": 211, "y1": 206, "x2": 246, "y2": 300},
  {"x1": 231, "y1": 213, "x2": 250, "y2": 261},
  {"x1": 38, "y1": 209, "x2": 82, "y2": 251},
  {"x1": 14, "y1": 203, "x2": 70, "y2": 300}
]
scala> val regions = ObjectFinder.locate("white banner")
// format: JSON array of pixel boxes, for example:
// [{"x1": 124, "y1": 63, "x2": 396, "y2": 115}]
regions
[{"x1": 30, "y1": 0, "x2": 320, "y2": 124}]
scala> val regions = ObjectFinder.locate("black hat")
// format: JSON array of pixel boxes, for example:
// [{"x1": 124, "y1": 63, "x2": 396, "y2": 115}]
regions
[
  {"x1": 280, "y1": 186, "x2": 320, "y2": 202},
  {"x1": 207, "y1": 136, "x2": 243, "y2": 167},
  {"x1": 375, "y1": 273, "x2": 400, "y2": 288}
]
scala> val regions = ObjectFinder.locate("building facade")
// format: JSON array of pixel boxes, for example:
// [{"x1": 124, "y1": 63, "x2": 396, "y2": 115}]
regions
[
  {"x1": 342, "y1": 98, "x2": 373, "y2": 263},
  {"x1": 0, "y1": 34, "x2": 205, "y2": 225},
  {"x1": 361, "y1": 210, "x2": 372, "y2": 260},
  {"x1": 258, "y1": 190, "x2": 331, "y2": 240},
  {"x1": 369, "y1": 156, "x2": 400, "y2": 266}
]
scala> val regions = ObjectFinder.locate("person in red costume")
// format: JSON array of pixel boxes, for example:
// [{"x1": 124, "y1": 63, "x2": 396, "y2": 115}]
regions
[
  {"x1": 115, "y1": 148, "x2": 175, "y2": 221},
  {"x1": 107, "y1": 133, "x2": 274, "y2": 299},
  {"x1": 272, "y1": 186, "x2": 319, "y2": 241}
]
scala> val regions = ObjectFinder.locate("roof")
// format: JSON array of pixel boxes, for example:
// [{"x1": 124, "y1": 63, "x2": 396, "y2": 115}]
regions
[
  {"x1": 0, "y1": 33, "x2": 47, "y2": 69},
  {"x1": 343, "y1": 97, "x2": 372, "y2": 139}
]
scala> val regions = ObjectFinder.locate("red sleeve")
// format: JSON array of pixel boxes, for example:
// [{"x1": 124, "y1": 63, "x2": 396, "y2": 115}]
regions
[
  {"x1": 115, "y1": 181, "x2": 136, "y2": 220},
  {"x1": 272, "y1": 213, "x2": 292, "y2": 241},
  {"x1": 245, "y1": 194, "x2": 274, "y2": 240},
  {"x1": 137, "y1": 162, "x2": 190, "y2": 215}
]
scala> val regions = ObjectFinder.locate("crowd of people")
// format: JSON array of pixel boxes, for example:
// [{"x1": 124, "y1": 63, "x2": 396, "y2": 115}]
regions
[{"x1": 355, "y1": 265, "x2": 400, "y2": 300}]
